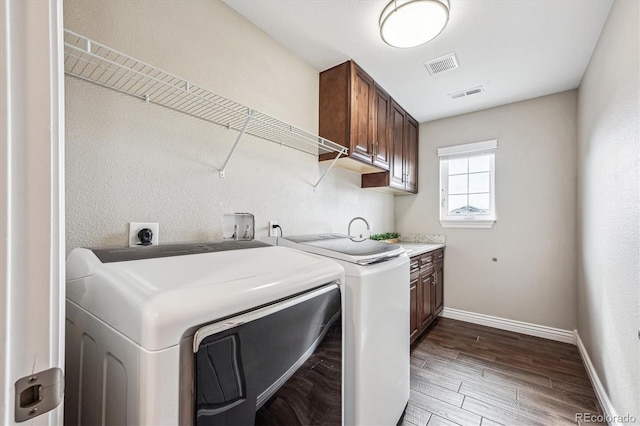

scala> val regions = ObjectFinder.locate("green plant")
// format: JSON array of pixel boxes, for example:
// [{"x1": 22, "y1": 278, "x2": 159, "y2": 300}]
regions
[{"x1": 370, "y1": 232, "x2": 400, "y2": 241}]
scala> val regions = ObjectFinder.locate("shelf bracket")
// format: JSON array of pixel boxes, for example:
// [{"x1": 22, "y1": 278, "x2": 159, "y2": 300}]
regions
[
  {"x1": 312, "y1": 148, "x2": 347, "y2": 191},
  {"x1": 219, "y1": 109, "x2": 253, "y2": 177}
]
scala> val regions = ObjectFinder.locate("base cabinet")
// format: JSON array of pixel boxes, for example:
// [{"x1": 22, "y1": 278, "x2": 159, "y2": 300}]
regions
[
  {"x1": 409, "y1": 248, "x2": 444, "y2": 345},
  {"x1": 420, "y1": 271, "x2": 434, "y2": 330},
  {"x1": 409, "y1": 275, "x2": 419, "y2": 341}
]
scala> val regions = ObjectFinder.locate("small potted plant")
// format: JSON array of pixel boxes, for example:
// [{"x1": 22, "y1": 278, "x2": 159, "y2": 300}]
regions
[{"x1": 370, "y1": 232, "x2": 400, "y2": 244}]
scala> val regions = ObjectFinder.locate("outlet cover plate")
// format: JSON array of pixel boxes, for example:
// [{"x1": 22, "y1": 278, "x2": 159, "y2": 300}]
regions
[
  {"x1": 268, "y1": 221, "x2": 278, "y2": 237},
  {"x1": 129, "y1": 222, "x2": 159, "y2": 247}
]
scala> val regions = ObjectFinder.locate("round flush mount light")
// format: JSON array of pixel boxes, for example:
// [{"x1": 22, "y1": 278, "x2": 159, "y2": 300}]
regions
[{"x1": 379, "y1": 0, "x2": 450, "y2": 49}]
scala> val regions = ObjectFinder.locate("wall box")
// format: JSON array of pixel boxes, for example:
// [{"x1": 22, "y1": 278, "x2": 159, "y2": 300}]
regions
[{"x1": 222, "y1": 213, "x2": 255, "y2": 240}]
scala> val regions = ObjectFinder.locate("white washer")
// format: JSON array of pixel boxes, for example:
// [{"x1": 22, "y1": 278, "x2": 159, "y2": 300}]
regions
[
  {"x1": 65, "y1": 240, "x2": 345, "y2": 425},
  {"x1": 266, "y1": 234, "x2": 410, "y2": 426}
]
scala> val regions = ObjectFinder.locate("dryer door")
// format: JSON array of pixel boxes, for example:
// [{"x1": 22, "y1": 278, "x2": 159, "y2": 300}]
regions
[{"x1": 193, "y1": 283, "x2": 342, "y2": 426}]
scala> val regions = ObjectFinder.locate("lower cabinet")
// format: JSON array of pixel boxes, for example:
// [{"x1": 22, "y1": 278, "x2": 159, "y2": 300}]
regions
[
  {"x1": 409, "y1": 248, "x2": 444, "y2": 345},
  {"x1": 409, "y1": 274, "x2": 419, "y2": 341},
  {"x1": 420, "y1": 271, "x2": 434, "y2": 330}
]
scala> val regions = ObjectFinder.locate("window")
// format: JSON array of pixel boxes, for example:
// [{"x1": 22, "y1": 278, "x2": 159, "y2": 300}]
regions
[{"x1": 438, "y1": 140, "x2": 497, "y2": 228}]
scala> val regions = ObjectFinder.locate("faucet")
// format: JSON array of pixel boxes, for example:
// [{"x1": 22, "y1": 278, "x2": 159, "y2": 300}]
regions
[{"x1": 348, "y1": 216, "x2": 370, "y2": 242}]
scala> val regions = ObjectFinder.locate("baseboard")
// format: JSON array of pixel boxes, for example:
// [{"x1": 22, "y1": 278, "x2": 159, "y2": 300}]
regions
[
  {"x1": 440, "y1": 307, "x2": 575, "y2": 344},
  {"x1": 574, "y1": 331, "x2": 621, "y2": 426}
]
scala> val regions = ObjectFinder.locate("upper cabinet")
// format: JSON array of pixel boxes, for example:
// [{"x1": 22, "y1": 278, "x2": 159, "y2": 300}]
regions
[
  {"x1": 404, "y1": 115, "x2": 419, "y2": 193},
  {"x1": 389, "y1": 100, "x2": 406, "y2": 189},
  {"x1": 319, "y1": 61, "x2": 390, "y2": 173},
  {"x1": 350, "y1": 64, "x2": 376, "y2": 164},
  {"x1": 372, "y1": 84, "x2": 392, "y2": 170},
  {"x1": 361, "y1": 97, "x2": 418, "y2": 194},
  {"x1": 319, "y1": 60, "x2": 419, "y2": 194}
]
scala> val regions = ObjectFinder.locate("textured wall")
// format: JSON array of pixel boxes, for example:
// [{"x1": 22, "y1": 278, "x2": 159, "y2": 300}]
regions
[
  {"x1": 64, "y1": 0, "x2": 394, "y2": 253},
  {"x1": 395, "y1": 91, "x2": 578, "y2": 330},
  {"x1": 577, "y1": 0, "x2": 639, "y2": 420}
]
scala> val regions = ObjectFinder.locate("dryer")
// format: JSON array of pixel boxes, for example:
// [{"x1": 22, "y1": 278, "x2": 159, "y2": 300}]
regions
[{"x1": 65, "y1": 240, "x2": 344, "y2": 425}]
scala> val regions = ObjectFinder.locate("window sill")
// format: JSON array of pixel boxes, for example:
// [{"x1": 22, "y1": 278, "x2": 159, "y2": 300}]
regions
[{"x1": 440, "y1": 219, "x2": 495, "y2": 229}]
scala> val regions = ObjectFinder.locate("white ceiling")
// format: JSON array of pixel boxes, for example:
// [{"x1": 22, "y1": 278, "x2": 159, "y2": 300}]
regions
[{"x1": 223, "y1": 0, "x2": 613, "y2": 123}]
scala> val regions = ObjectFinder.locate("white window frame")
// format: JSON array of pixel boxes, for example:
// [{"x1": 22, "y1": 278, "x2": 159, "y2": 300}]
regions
[{"x1": 438, "y1": 140, "x2": 497, "y2": 229}]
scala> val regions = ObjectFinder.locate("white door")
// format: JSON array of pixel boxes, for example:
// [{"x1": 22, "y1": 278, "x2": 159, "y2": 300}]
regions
[{"x1": 0, "y1": 0, "x2": 65, "y2": 424}]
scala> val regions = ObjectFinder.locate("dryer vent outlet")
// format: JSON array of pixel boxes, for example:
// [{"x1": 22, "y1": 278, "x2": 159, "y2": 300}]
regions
[{"x1": 129, "y1": 222, "x2": 159, "y2": 247}]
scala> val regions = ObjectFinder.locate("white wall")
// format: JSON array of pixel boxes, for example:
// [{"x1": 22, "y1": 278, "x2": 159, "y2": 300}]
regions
[
  {"x1": 577, "y1": 0, "x2": 639, "y2": 420},
  {"x1": 64, "y1": 0, "x2": 394, "y2": 253},
  {"x1": 396, "y1": 91, "x2": 578, "y2": 330}
]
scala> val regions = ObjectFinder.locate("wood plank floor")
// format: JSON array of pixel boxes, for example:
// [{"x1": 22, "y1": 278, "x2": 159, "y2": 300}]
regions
[{"x1": 399, "y1": 318, "x2": 604, "y2": 426}]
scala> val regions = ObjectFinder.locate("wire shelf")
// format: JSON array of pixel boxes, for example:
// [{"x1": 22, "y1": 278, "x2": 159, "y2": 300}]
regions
[{"x1": 63, "y1": 30, "x2": 347, "y2": 184}]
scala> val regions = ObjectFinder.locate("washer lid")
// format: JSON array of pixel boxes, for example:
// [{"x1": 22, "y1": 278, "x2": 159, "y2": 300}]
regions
[
  {"x1": 66, "y1": 244, "x2": 344, "y2": 351},
  {"x1": 279, "y1": 234, "x2": 404, "y2": 265}
]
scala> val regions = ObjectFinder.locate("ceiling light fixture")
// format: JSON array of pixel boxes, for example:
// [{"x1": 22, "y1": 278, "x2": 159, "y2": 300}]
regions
[{"x1": 379, "y1": 0, "x2": 450, "y2": 49}]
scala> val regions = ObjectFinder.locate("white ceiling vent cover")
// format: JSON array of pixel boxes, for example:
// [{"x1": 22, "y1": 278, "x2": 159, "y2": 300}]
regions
[
  {"x1": 449, "y1": 86, "x2": 485, "y2": 100},
  {"x1": 424, "y1": 53, "x2": 459, "y2": 75}
]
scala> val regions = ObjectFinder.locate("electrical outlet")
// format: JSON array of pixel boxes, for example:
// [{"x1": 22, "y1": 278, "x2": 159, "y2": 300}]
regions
[
  {"x1": 129, "y1": 222, "x2": 159, "y2": 247},
  {"x1": 269, "y1": 220, "x2": 278, "y2": 237}
]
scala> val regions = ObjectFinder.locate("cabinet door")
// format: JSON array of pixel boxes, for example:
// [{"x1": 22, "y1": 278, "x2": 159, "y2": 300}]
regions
[
  {"x1": 372, "y1": 84, "x2": 391, "y2": 170},
  {"x1": 389, "y1": 100, "x2": 405, "y2": 189},
  {"x1": 420, "y1": 272, "x2": 433, "y2": 330},
  {"x1": 404, "y1": 116, "x2": 419, "y2": 193},
  {"x1": 409, "y1": 275, "x2": 420, "y2": 343},
  {"x1": 350, "y1": 63, "x2": 375, "y2": 163},
  {"x1": 433, "y1": 263, "x2": 444, "y2": 315}
]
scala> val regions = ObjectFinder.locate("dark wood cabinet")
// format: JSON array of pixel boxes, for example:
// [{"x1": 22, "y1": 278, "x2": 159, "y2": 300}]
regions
[
  {"x1": 404, "y1": 116, "x2": 419, "y2": 193},
  {"x1": 318, "y1": 59, "x2": 418, "y2": 192},
  {"x1": 350, "y1": 64, "x2": 375, "y2": 164},
  {"x1": 409, "y1": 275, "x2": 419, "y2": 341},
  {"x1": 361, "y1": 100, "x2": 419, "y2": 194},
  {"x1": 409, "y1": 256, "x2": 420, "y2": 341},
  {"x1": 420, "y1": 271, "x2": 434, "y2": 330},
  {"x1": 372, "y1": 84, "x2": 391, "y2": 170},
  {"x1": 410, "y1": 248, "x2": 445, "y2": 345},
  {"x1": 434, "y1": 262, "x2": 444, "y2": 314},
  {"x1": 319, "y1": 61, "x2": 388, "y2": 172},
  {"x1": 389, "y1": 101, "x2": 405, "y2": 188}
]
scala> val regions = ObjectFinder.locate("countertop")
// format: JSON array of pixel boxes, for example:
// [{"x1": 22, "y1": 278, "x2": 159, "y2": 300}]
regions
[{"x1": 397, "y1": 243, "x2": 445, "y2": 257}]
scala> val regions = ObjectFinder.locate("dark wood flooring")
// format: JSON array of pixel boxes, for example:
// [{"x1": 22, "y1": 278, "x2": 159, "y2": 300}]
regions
[{"x1": 399, "y1": 318, "x2": 604, "y2": 426}]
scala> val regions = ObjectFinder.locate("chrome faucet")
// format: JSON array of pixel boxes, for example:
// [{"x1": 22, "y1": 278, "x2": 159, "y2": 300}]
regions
[{"x1": 348, "y1": 216, "x2": 371, "y2": 242}]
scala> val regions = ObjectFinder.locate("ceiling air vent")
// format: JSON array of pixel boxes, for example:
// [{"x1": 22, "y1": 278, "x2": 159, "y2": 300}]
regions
[
  {"x1": 424, "y1": 53, "x2": 459, "y2": 75},
  {"x1": 448, "y1": 86, "x2": 485, "y2": 100}
]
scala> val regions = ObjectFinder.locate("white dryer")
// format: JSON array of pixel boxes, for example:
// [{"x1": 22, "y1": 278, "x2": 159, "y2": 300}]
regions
[
  {"x1": 65, "y1": 240, "x2": 345, "y2": 425},
  {"x1": 265, "y1": 234, "x2": 410, "y2": 426}
]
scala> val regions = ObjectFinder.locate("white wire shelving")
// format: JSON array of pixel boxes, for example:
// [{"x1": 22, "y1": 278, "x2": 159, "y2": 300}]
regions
[{"x1": 63, "y1": 29, "x2": 348, "y2": 189}]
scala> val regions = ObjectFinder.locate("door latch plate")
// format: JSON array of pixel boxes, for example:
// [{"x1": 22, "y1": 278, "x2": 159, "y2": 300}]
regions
[{"x1": 15, "y1": 367, "x2": 64, "y2": 422}]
